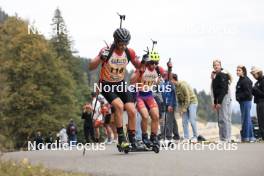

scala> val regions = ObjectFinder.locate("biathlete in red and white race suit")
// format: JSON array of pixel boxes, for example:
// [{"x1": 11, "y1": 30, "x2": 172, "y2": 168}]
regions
[{"x1": 131, "y1": 51, "x2": 165, "y2": 147}]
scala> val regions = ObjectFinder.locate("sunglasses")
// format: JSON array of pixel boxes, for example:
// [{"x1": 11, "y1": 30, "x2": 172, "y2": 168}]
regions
[
  {"x1": 149, "y1": 61, "x2": 159, "y2": 65},
  {"x1": 116, "y1": 41, "x2": 128, "y2": 46}
]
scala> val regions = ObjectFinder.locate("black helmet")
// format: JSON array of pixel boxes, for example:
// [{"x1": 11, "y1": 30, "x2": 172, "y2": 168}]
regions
[
  {"x1": 113, "y1": 28, "x2": 131, "y2": 44},
  {"x1": 141, "y1": 53, "x2": 151, "y2": 64}
]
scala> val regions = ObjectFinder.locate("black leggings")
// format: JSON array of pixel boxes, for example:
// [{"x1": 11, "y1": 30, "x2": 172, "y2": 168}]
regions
[
  {"x1": 257, "y1": 102, "x2": 264, "y2": 139},
  {"x1": 84, "y1": 122, "x2": 95, "y2": 143}
]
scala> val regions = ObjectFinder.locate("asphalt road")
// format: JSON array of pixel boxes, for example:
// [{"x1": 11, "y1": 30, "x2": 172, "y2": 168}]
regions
[{"x1": 2, "y1": 143, "x2": 264, "y2": 176}]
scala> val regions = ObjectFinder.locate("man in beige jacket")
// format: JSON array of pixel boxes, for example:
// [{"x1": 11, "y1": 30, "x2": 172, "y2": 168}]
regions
[{"x1": 171, "y1": 74, "x2": 199, "y2": 143}]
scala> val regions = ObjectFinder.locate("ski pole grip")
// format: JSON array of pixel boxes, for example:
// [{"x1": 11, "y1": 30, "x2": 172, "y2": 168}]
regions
[{"x1": 167, "y1": 58, "x2": 172, "y2": 70}]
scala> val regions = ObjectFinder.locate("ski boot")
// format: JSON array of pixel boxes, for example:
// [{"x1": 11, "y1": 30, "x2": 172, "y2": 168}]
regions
[
  {"x1": 142, "y1": 133, "x2": 153, "y2": 149},
  {"x1": 150, "y1": 133, "x2": 160, "y2": 153},
  {"x1": 116, "y1": 134, "x2": 130, "y2": 153},
  {"x1": 128, "y1": 131, "x2": 146, "y2": 153}
]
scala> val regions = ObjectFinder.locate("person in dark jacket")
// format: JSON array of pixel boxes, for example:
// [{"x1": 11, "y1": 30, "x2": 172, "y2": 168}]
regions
[
  {"x1": 211, "y1": 59, "x2": 232, "y2": 142},
  {"x1": 45, "y1": 132, "x2": 54, "y2": 149},
  {"x1": 251, "y1": 66, "x2": 264, "y2": 140},
  {"x1": 82, "y1": 102, "x2": 95, "y2": 143},
  {"x1": 67, "y1": 119, "x2": 77, "y2": 146},
  {"x1": 34, "y1": 131, "x2": 44, "y2": 150},
  {"x1": 161, "y1": 73, "x2": 180, "y2": 141},
  {"x1": 236, "y1": 65, "x2": 255, "y2": 142}
]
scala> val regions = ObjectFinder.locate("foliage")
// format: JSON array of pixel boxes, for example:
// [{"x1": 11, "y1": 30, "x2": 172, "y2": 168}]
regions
[
  {"x1": 195, "y1": 89, "x2": 218, "y2": 122},
  {"x1": 0, "y1": 10, "x2": 90, "y2": 149},
  {"x1": 0, "y1": 160, "x2": 87, "y2": 176}
]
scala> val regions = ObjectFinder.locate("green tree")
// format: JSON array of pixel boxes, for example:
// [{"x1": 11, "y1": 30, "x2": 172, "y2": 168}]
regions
[
  {"x1": 50, "y1": 8, "x2": 71, "y2": 59},
  {"x1": 195, "y1": 90, "x2": 218, "y2": 122},
  {"x1": 0, "y1": 16, "x2": 77, "y2": 148},
  {"x1": 50, "y1": 8, "x2": 90, "y2": 106},
  {"x1": 49, "y1": 8, "x2": 91, "y2": 142}
]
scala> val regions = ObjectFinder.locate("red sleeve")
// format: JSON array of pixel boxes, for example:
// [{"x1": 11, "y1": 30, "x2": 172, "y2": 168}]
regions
[
  {"x1": 158, "y1": 66, "x2": 166, "y2": 76},
  {"x1": 128, "y1": 48, "x2": 141, "y2": 68}
]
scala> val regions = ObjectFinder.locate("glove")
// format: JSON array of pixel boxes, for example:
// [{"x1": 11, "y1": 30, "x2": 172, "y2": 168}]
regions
[
  {"x1": 167, "y1": 60, "x2": 172, "y2": 69},
  {"x1": 167, "y1": 59, "x2": 172, "y2": 72},
  {"x1": 100, "y1": 48, "x2": 110, "y2": 61}
]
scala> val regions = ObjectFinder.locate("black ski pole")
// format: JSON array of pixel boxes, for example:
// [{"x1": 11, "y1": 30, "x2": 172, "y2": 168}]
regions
[
  {"x1": 103, "y1": 40, "x2": 110, "y2": 49},
  {"x1": 163, "y1": 58, "x2": 172, "y2": 141},
  {"x1": 163, "y1": 105, "x2": 168, "y2": 141},
  {"x1": 151, "y1": 39, "x2": 157, "y2": 51},
  {"x1": 117, "y1": 13, "x2": 125, "y2": 28},
  {"x1": 84, "y1": 39, "x2": 111, "y2": 156}
]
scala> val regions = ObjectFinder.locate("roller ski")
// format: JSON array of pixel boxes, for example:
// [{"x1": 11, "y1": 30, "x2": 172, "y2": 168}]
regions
[
  {"x1": 117, "y1": 141, "x2": 131, "y2": 154},
  {"x1": 117, "y1": 132, "x2": 157, "y2": 154},
  {"x1": 117, "y1": 141, "x2": 146, "y2": 154},
  {"x1": 117, "y1": 141, "x2": 159, "y2": 154},
  {"x1": 141, "y1": 133, "x2": 160, "y2": 153}
]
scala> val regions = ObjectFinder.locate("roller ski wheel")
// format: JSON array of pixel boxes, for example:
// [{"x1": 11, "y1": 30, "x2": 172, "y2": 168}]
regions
[
  {"x1": 150, "y1": 135, "x2": 160, "y2": 154},
  {"x1": 152, "y1": 145, "x2": 160, "y2": 153},
  {"x1": 124, "y1": 148, "x2": 130, "y2": 154},
  {"x1": 117, "y1": 144, "x2": 122, "y2": 152}
]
